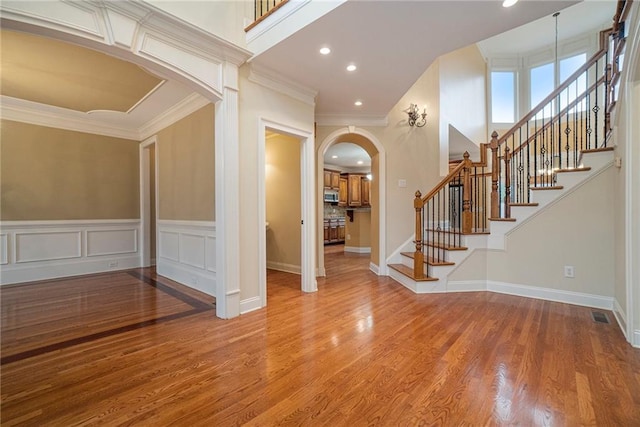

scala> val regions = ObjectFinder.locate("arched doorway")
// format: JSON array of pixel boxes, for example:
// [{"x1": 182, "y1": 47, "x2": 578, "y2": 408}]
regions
[{"x1": 317, "y1": 127, "x2": 386, "y2": 278}]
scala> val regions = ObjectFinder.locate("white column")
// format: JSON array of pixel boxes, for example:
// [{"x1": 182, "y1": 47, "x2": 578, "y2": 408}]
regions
[{"x1": 215, "y1": 62, "x2": 241, "y2": 319}]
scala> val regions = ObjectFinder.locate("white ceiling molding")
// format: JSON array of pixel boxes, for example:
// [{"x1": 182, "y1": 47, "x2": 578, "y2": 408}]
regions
[
  {"x1": 0, "y1": 96, "x2": 139, "y2": 140},
  {"x1": 138, "y1": 93, "x2": 211, "y2": 140},
  {"x1": 1, "y1": 93, "x2": 212, "y2": 141},
  {"x1": 248, "y1": 64, "x2": 317, "y2": 107},
  {"x1": 315, "y1": 114, "x2": 389, "y2": 128}
]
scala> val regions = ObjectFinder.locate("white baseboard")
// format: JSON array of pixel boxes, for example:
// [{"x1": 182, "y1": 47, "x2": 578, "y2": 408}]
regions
[
  {"x1": 344, "y1": 246, "x2": 371, "y2": 254},
  {"x1": 240, "y1": 296, "x2": 263, "y2": 314},
  {"x1": 613, "y1": 298, "x2": 628, "y2": 339},
  {"x1": 266, "y1": 261, "x2": 301, "y2": 275},
  {"x1": 447, "y1": 280, "x2": 487, "y2": 292},
  {"x1": 0, "y1": 255, "x2": 140, "y2": 285},
  {"x1": 634, "y1": 330, "x2": 640, "y2": 348},
  {"x1": 369, "y1": 262, "x2": 379, "y2": 275},
  {"x1": 487, "y1": 280, "x2": 613, "y2": 310},
  {"x1": 157, "y1": 260, "x2": 215, "y2": 297}
]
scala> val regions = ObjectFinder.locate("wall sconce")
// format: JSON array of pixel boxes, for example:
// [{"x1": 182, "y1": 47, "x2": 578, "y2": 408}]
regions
[{"x1": 406, "y1": 103, "x2": 426, "y2": 127}]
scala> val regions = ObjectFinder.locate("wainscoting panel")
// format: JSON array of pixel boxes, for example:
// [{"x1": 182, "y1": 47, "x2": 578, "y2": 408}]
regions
[
  {"x1": 16, "y1": 231, "x2": 81, "y2": 263},
  {"x1": 0, "y1": 220, "x2": 141, "y2": 285},
  {"x1": 156, "y1": 220, "x2": 216, "y2": 297},
  {"x1": 1, "y1": 234, "x2": 8, "y2": 265},
  {"x1": 87, "y1": 229, "x2": 137, "y2": 257}
]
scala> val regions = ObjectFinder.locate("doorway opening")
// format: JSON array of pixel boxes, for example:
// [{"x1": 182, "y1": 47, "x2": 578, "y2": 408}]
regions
[
  {"x1": 317, "y1": 128, "x2": 386, "y2": 279},
  {"x1": 322, "y1": 142, "x2": 373, "y2": 273},
  {"x1": 265, "y1": 131, "x2": 302, "y2": 286},
  {"x1": 140, "y1": 136, "x2": 158, "y2": 267}
]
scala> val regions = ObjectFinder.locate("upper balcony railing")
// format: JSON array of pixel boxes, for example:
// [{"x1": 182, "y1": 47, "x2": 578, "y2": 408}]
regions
[{"x1": 246, "y1": 0, "x2": 289, "y2": 32}]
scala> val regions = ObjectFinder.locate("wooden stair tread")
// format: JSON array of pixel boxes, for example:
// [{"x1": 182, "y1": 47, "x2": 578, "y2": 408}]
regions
[
  {"x1": 400, "y1": 252, "x2": 455, "y2": 266},
  {"x1": 510, "y1": 203, "x2": 539, "y2": 207},
  {"x1": 425, "y1": 242, "x2": 468, "y2": 251},
  {"x1": 388, "y1": 264, "x2": 438, "y2": 281},
  {"x1": 555, "y1": 167, "x2": 591, "y2": 173},
  {"x1": 581, "y1": 146, "x2": 614, "y2": 154},
  {"x1": 530, "y1": 185, "x2": 564, "y2": 191},
  {"x1": 488, "y1": 217, "x2": 517, "y2": 222}
]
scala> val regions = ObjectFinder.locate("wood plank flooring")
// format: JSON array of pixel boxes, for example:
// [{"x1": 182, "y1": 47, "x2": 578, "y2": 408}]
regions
[{"x1": 1, "y1": 250, "x2": 639, "y2": 425}]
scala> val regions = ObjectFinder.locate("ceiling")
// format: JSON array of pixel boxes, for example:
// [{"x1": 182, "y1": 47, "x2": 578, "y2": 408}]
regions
[
  {"x1": 249, "y1": 0, "x2": 599, "y2": 122},
  {"x1": 0, "y1": 1, "x2": 617, "y2": 139},
  {"x1": 324, "y1": 142, "x2": 371, "y2": 169}
]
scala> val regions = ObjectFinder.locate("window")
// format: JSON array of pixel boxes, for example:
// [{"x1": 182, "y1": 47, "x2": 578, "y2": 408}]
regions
[
  {"x1": 491, "y1": 71, "x2": 515, "y2": 123},
  {"x1": 530, "y1": 62, "x2": 554, "y2": 110},
  {"x1": 560, "y1": 53, "x2": 587, "y2": 112}
]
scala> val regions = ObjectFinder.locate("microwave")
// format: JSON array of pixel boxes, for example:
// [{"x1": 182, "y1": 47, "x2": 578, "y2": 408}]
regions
[{"x1": 324, "y1": 190, "x2": 339, "y2": 202}]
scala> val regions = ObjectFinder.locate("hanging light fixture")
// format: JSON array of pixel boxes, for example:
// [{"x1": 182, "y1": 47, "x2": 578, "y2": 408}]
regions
[{"x1": 406, "y1": 103, "x2": 427, "y2": 127}]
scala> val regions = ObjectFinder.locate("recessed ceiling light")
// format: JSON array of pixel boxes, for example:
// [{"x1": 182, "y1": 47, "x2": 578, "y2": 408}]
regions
[
  {"x1": 357, "y1": 160, "x2": 364, "y2": 165},
  {"x1": 319, "y1": 47, "x2": 331, "y2": 55},
  {"x1": 346, "y1": 64, "x2": 357, "y2": 72},
  {"x1": 332, "y1": 155, "x2": 338, "y2": 159},
  {"x1": 502, "y1": 0, "x2": 518, "y2": 7},
  {"x1": 354, "y1": 100, "x2": 363, "y2": 106}
]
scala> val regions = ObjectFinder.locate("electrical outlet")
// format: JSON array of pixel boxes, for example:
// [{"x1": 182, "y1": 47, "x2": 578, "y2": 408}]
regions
[
  {"x1": 564, "y1": 265, "x2": 575, "y2": 278},
  {"x1": 108, "y1": 261, "x2": 118, "y2": 268},
  {"x1": 398, "y1": 179, "x2": 407, "y2": 188},
  {"x1": 346, "y1": 234, "x2": 351, "y2": 240}
]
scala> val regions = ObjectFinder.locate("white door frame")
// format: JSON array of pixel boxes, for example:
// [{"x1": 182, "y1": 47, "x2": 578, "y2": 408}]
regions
[
  {"x1": 258, "y1": 119, "x2": 317, "y2": 307},
  {"x1": 139, "y1": 136, "x2": 158, "y2": 268},
  {"x1": 317, "y1": 127, "x2": 387, "y2": 277}
]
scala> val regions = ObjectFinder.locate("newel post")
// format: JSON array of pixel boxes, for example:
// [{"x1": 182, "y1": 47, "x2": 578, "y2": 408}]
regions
[
  {"x1": 414, "y1": 191, "x2": 424, "y2": 278},
  {"x1": 490, "y1": 131, "x2": 500, "y2": 218},
  {"x1": 462, "y1": 151, "x2": 472, "y2": 234},
  {"x1": 504, "y1": 146, "x2": 511, "y2": 219}
]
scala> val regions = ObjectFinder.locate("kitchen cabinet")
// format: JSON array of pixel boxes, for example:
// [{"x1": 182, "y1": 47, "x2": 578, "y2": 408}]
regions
[
  {"x1": 348, "y1": 174, "x2": 365, "y2": 207},
  {"x1": 323, "y1": 217, "x2": 346, "y2": 244},
  {"x1": 361, "y1": 177, "x2": 371, "y2": 207},
  {"x1": 324, "y1": 169, "x2": 340, "y2": 190},
  {"x1": 338, "y1": 176, "x2": 348, "y2": 207},
  {"x1": 338, "y1": 174, "x2": 371, "y2": 208}
]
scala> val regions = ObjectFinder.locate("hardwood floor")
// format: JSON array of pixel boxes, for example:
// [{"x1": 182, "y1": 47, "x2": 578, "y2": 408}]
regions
[{"x1": 2, "y1": 253, "x2": 639, "y2": 426}]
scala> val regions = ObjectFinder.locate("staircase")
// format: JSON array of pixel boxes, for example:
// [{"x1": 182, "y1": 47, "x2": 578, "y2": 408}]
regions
[{"x1": 388, "y1": 0, "x2": 630, "y2": 292}]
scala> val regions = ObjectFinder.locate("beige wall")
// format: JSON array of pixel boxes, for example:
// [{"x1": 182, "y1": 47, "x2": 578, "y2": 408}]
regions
[
  {"x1": 439, "y1": 44, "x2": 488, "y2": 166},
  {"x1": 492, "y1": 166, "x2": 614, "y2": 296},
  {"x1": 345, "y1": 211, "x2": 371, "y2": 248},
  {"x1": 370, "y1": 154, "x2": 380, "y2": 265},
  {"x1": 157, "y1": 104, "x2": 215, "y2": 221},
  {"x1": 238, "y1": 64, "x2": 315, "y2": 301},
  {"x1": 0, "y1": 120, "x2": 139, "y2": 220},
  {"x1": 266, "y1": 133, "x2": 301, "y2": 269}
]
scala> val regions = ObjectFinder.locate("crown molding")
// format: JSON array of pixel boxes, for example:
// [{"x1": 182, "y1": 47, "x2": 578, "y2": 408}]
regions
[
  {"x1": 248, "y1": 64, "x2": 317, "y2": 107},
  {"x1": 1, "y1": 93, "x2": 212, "y2": 141},
  {"x1": 0, "y1": 96, "x2": 140, "y2": 140},
  {"x1": 139, "y1": 93, "x2": 211, "y2": 140},
  {"x1": 315, "y1": 114, "x2": 389, "y2": 127}
]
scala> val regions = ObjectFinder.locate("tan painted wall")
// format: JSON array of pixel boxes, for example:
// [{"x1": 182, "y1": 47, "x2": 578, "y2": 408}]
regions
[
  {"x1": 488, "y1": 166, "x2": 615, "y2": 296},
  {"x1": 266, "y1": 133, "x2": 301, "y2": 269},
  {"x1": 370, "y1": 154, "x2": 379, "y2": 264},
  {"x1": 448, "y1": 249, "x2": 487, "y2": 282},
  {"x1": 0, "y1": 120, "x2": 139, "y2": 220},
  {"x1": 157, "y1": 104, "x2": 215, "y2": 221},
  {"x1": 150, "y1": 145, "x2": 157, "y2": 259},
  {"x1": 345, "y1": 211, "x2": 371, "y2": 248}
]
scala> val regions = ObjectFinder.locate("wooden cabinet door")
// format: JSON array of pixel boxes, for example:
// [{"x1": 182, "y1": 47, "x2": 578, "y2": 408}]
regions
[
  {"x1": 361, "y1": 178, "x2": 371, "y2": 207},
  {"x1": 338, "y1": 224, "x2": 345, "y2": 240},
  {"x1": 323, "y1": 221, "x2": 330, "y2": 243},
  {"x1": 338, "y1": 176, "x2": 348, "y2": 206},
  {"x1": 348, "y1": 174, "x2": 362, "y2": 207},
  {"x1": 330, "y1": 171, "x2": 340, "y2": 189},
  {"x1": 329, "y1": 220, "x2": 338, "y2": 241},
  {"x1": 323, "y1": 170, "x2": 332, "y2": 188}
]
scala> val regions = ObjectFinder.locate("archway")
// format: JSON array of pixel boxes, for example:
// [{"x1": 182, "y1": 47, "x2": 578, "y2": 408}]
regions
[{"x1": 317, "y1": 127, "x2": 386, "y2": 278}]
